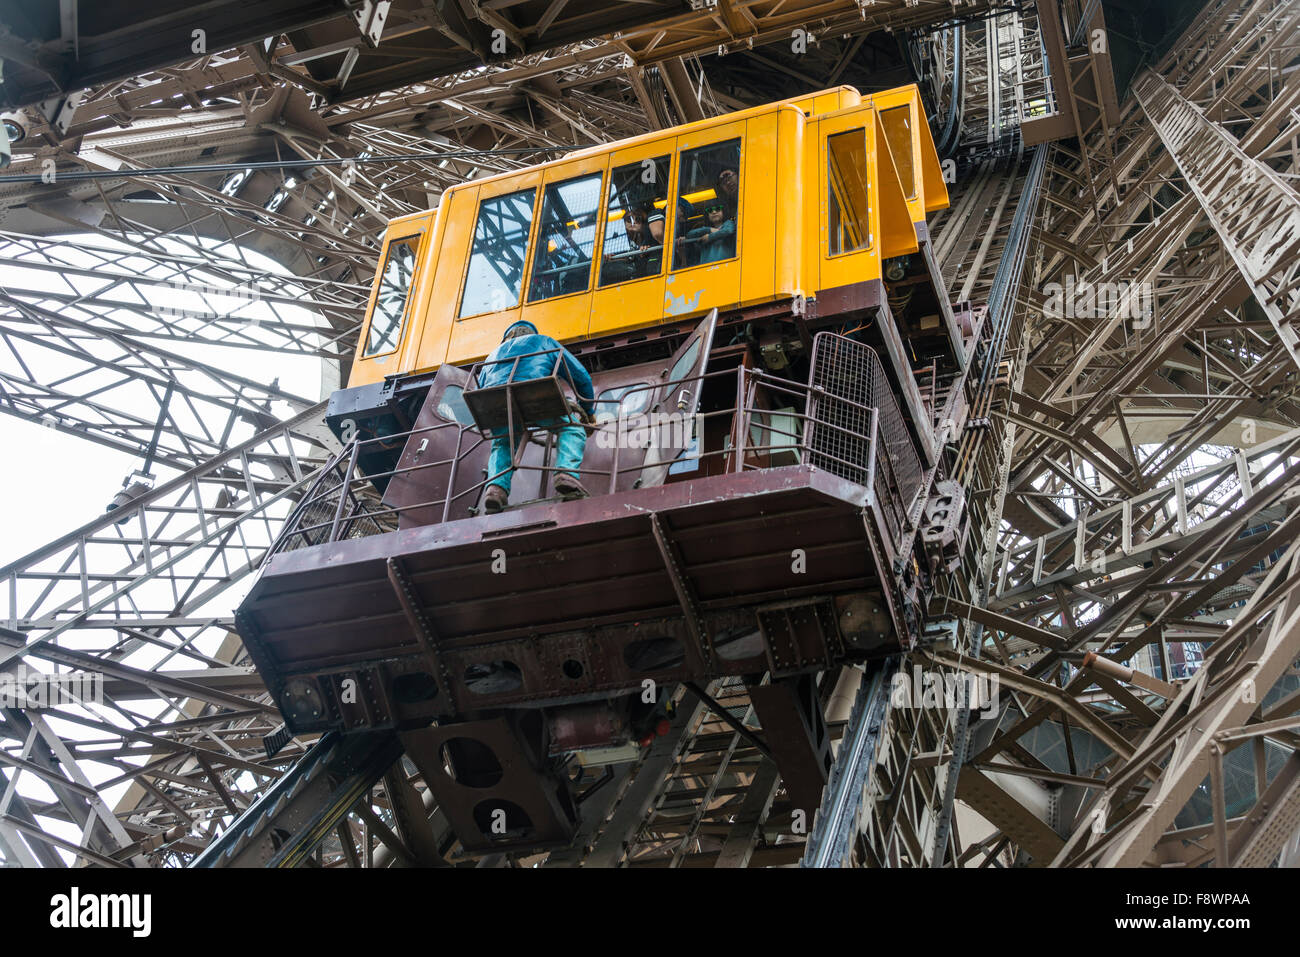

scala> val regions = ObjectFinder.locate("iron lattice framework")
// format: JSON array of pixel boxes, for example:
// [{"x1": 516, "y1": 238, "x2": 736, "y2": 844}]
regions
[{"x1": 0, "y1": 0, "x2": 1298, "y2": 869}]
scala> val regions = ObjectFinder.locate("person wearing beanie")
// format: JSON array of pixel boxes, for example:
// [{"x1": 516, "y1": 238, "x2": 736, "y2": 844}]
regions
[{"x1": 477, "y1": 320, "x2": 596, "y2": 512}]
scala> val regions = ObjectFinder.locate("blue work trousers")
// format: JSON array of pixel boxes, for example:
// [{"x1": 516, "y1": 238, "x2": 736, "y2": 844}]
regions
[{"x1": 487, "y1": 414, "x2": 587, "y2": 494}]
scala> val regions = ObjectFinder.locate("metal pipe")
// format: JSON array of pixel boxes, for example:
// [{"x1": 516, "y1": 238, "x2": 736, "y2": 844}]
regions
[
  {"x1": 1082, "y1": 651, "x2": 1177, "y2": 698},
  {"x1": 0, "y1": 147, "x2": 564, "y2": 185}
]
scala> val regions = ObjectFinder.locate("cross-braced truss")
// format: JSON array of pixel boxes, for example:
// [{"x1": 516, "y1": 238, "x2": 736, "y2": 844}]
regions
[{"x1": 1, "y1": 0, "x2": 1299, "y2": 869}]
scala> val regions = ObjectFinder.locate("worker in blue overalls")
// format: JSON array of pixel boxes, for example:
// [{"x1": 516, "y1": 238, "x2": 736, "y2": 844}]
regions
[{"x1": 479, "y1": 320, "x2": 595, "y2": 513}]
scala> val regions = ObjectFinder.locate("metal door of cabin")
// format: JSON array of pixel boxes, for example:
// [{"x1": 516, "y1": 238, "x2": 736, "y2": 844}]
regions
[
  {"x1": 625, "y1": 307, "x2": 719, "y2": 490},
  {"x1": 383, "y1": 363, "x2": 485, "y2": 528}
]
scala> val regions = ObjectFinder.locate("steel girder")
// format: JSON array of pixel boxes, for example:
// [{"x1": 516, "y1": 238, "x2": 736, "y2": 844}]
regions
[
  {"x1": 1134, "y1": 71, "x2": 1300, "y2": 374},
  {"x1": 971, "y1": 0, "x2": 1300, "y2": 869},
  {"x1": 8, "y1": 0, "x2": 1300, "y2": 870}
]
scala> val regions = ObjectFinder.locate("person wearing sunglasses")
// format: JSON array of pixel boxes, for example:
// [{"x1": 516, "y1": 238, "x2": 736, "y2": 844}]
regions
[
  {"x1": 624, "y1": 204, "x2": 665, "y2": 247},
  {"x1": 680, "y1": 200, "x2": 736, "y2": 266}
]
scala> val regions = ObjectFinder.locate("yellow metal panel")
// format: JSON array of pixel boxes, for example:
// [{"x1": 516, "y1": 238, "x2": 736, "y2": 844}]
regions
[
  {"x1": 394, "y1": 210, "x2": 439, "y2": 375},
  {"x1": 791, "y1": 87, "x2": 862, "y2": 117},
  {"x1": 444, "y1": 167, "x2": 546, "y2": 365},
  {"x1": 874, "y1": 111, "x2": 921, "y2": 261},
  {"x1": 738, "y1": 112, "x2": 780, "y2": 307},
  {"x1": 773, "y1": 106, "x2": 805, "y2": 299},
  {"x1": 869, "y1": 87, "x2": 922, "y2": 226},
  {"x1": 803, "y1": 112, "x2": 823, "y2": 297},
  {"x1": 410, "y1": 184, "x2": 478, "y2": 373},
  {"x1": 346, "y1": 210, "x2": 435, "y2": 388},
  {"x1": 917, "y1": 107, "x2": 950, "y2": 214},
  {"x1": 870, "y1": 85, "x2": 949, "y2": 218}
]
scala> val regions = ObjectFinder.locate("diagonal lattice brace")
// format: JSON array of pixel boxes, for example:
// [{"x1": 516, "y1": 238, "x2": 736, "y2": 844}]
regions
[{"x1": 1134, "y1": 70, "x2": 1300, "y2": 373}]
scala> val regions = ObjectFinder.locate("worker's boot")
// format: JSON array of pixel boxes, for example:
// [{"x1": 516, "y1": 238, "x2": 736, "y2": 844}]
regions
[
  {"x1": 483, "y1": 485, "x2": 509, "y2": 513},
  {"x1": 554, "y1": 473, "x2": 590, "y2": 501}
]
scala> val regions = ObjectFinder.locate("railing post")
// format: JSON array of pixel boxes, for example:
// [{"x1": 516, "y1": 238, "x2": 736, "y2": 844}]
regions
[
  {"x1": 442, "y1": 426, "x2": 464, "y2": 524},
  {"x1": 329, "y1": 440, "x2": 361, "y2": 543},
  {"x1": 733, "y1": 367, "x2": 747, "y2": 473},
  {"x1": 610, "y1": 415, "x2": 621, "y2": 494},
  {"x1": 867, "y1": 407, "x2": 880, "y2": 512}
]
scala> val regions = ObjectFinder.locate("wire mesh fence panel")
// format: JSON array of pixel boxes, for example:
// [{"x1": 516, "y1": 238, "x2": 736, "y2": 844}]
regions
[
  {"x1": 808, "y1": 333, "x2": 876, "y2": 485},
  {"x1": 808, "y1": 332, "x2": 923, "y2": 542}
]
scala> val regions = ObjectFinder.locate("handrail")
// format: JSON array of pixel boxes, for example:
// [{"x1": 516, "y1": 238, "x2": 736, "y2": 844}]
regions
[{"x1": 268, "y1": 336, "x2": 922, "y2": 559}]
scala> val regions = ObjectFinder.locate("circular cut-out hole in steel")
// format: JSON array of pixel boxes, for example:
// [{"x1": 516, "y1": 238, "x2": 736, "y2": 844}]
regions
[
  {"x1": 562, "y1": 658, "x2": 585, "y2": 680},
  {"x1": 440, "y1": 737, "x2": 504, "y2": 788},
  {"x1": 473, "y1": 799, "x2": 532, "y2": 840}
]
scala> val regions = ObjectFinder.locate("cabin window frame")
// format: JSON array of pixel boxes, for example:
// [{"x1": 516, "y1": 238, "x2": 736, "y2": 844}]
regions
[
  {"x1": 879, "y1": 104, "x2": 917, "y2": 201},
  {"x1": 433, "y1": 383, "x2": 476, "y2": 425},
  {"x1": 595, "y1": 381, "x2": 656, "y2": 419},
  {"x1": 668, "y1": 134, "x2": 744, "y2": 275},
  {"x1": 526, "y1": 168, "x2": 607, "y2": 305},
  {"x1": 825, "y1": 126, "x2": 873, "y2": 259},
  {"x1": 360, "y1": 230, "x2": 424, "y2": 360},
  {"x1": 596, "y1": 153, "x2": 675, "y2": 291},
  {"x1": 456, "y1": 185, "x2": 543, "y2": 320}
]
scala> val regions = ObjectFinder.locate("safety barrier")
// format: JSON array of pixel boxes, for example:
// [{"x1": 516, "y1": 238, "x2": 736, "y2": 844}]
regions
[{"x1": 268, "y1": 335, "x2": 923, "y2": 558}]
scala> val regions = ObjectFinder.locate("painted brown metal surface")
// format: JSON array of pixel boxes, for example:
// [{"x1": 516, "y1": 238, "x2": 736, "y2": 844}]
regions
[
  {"x1": 231, "y1": 314, "x2": 950, "y2": 858},
  {"x1": 243, "y1": 464, "x2": 896, "y2": 727}
]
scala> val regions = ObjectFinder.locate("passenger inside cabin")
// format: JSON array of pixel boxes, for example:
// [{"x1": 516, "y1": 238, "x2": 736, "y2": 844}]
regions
[
  {"x1": 478, "y1": 320, "x2": 596, "y2": 514},
  {"x1": 599, "y1": 156, "x2": 671, "y2": 287},
  {"x1": 681, "y1": 201, "x2": 736, "y2": 265},
  {"x1": 715, "y1": 167, "x2": 739, "y2": 216},
  {"x1": 627, "y1": 204, "x2": 666, "y2": 247},
  {"x1": 623, "y1": 204, "x2": 665, "y2": 274},
  {"x1": 672, "y1": 140, "x2": 742, "y2": 270},
  {"x1": 599, "y1": 204, "x2": 664, "y2": 283}
]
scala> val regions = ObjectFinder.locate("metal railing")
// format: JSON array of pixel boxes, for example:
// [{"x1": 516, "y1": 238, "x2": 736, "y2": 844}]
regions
[
  {"x1": 268, "y1": 336, "x2": 923, "y2": 558},
  {"x1": 809, "y1": 333, "x2": 924, "y2": 543}
]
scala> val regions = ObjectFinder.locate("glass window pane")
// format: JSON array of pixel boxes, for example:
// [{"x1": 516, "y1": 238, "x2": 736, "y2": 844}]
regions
[
  {"x1": 597, "y1": 383, "x2": 652, "y2": 416},
  {"x1": 364, "y1": 234, "x2": 420, "y2": 357},
  {"x1": 881, "y1": 106, "x2": 916, "y2": 199},
  {"x1": 672, "y1": 138, "x2": 740, "y2": 271},
  {"x1": 527, "y1": 172, "x2": 603, "y2": 302},
  {"x1": 827, "y1": 129, "x2": 870, "y2": 256},
  {"x1": 459, "y1": 188, "x2": 536, "y2": 318},
  {"x1": 435, "y1": 385, "x2": 475, "y2": 424},
  {"x1": 669, "y1": 336, "x2": 701, "y2": 383},
  {"x1": 598, "y1": 156, "x2": 671, "y2": 288}
]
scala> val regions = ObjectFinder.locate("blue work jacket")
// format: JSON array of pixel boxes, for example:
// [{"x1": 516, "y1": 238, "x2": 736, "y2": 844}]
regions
[{"x1": 480, "y1": 333, "x2": 596, "y2": 416}]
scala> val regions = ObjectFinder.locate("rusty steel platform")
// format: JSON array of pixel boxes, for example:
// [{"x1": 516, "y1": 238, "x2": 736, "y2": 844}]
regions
[{"x1": 238, "y1": 463, "x2": 904, "y2": 735}]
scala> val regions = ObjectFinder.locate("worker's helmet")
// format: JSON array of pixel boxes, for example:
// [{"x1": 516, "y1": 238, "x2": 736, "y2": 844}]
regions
[{"x1": 502, "y1": 320, "x2": 538, "y2": 341}]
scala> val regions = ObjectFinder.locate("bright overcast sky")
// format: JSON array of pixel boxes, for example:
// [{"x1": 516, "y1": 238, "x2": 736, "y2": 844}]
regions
[{"x1": 0, "y1": 236, "x2": 327, "y2": 567}]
